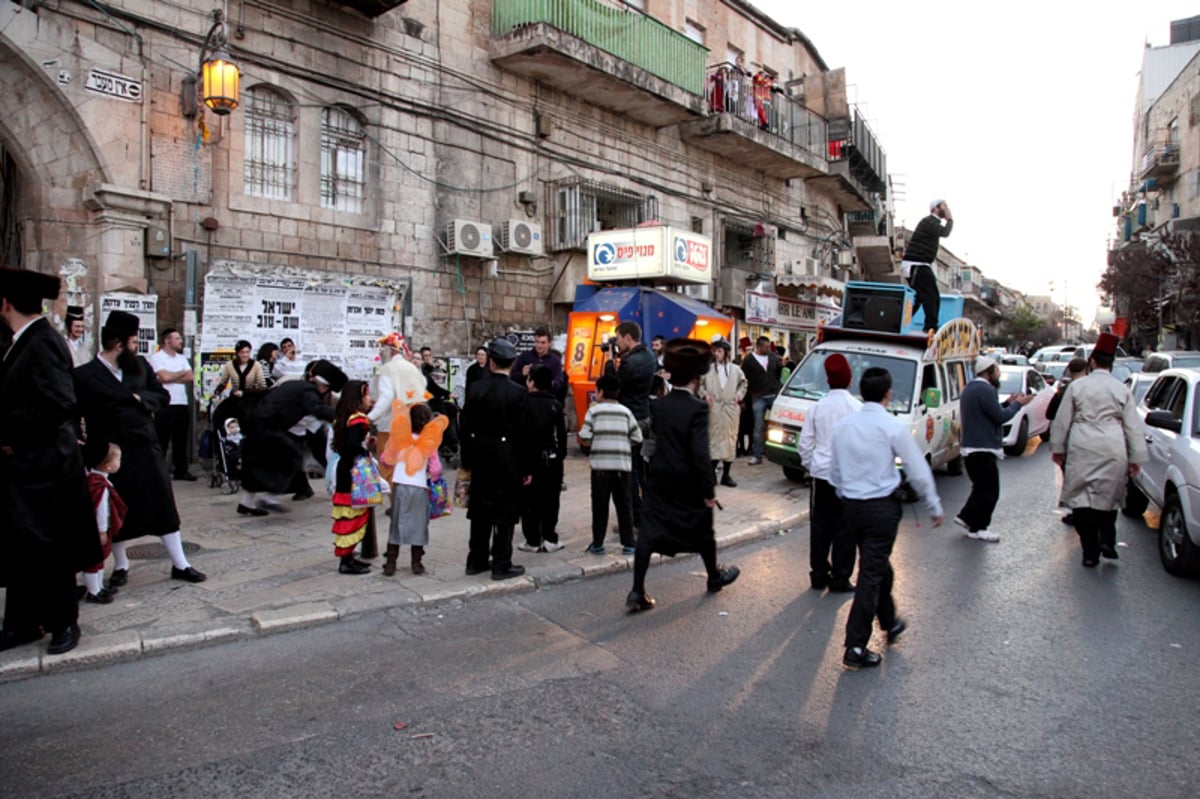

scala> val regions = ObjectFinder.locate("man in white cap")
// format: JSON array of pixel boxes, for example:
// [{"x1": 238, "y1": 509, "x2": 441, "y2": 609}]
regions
[
  {"x1": 901, "y1": 199, "x2": 953, "y2": 332},
  {"x1": 955, "y1": 355, "x2": 1032, "y2": 542}
]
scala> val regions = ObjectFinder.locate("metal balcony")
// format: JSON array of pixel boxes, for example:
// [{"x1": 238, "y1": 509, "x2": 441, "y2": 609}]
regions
[
  {"x1": 808, "y1": 108, "x2": 886, "y2": 211},
  {"x1": 846, "y1": 210, "x2": 877, "y2": 236},
  {"x1": 677, "y1": 66, "x2": 827, "y2": 179},
  {"x1": 1140, "y1": 145, "x2": 1180, "y2": 184},
  {"x1": 490, "y1": 0, "x2": 708, "y2": 127}
]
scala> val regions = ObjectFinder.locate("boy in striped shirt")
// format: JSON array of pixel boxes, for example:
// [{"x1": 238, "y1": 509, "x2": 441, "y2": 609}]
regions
[{"x1": 578, "y1": 374, "x2": 644, "y2": 555}]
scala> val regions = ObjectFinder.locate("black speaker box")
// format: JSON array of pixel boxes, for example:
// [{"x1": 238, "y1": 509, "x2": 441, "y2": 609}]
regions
[{"x1": 843, "y1": 290, "x2": 904, "y2": 333}]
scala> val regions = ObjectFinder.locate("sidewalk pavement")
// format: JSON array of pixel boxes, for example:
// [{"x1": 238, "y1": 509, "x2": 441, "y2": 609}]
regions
[{"x1": 0, "y1": 454, "x2": 809, "y2": 682}]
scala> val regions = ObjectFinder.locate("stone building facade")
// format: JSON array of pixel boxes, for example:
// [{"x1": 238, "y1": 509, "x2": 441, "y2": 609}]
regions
[{"x1": 0, "y1": 0, "x2": 889, "y2": 355}]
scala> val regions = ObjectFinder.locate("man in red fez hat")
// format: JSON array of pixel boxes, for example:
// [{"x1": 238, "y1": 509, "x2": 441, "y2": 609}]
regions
[{"x1": 797, "y1": 353, "x2": 862, "y2": 592}]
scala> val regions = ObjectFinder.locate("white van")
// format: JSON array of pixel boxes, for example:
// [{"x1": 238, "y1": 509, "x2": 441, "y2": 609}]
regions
[{"x1": 765, "y1": 317, "x2": 981, "y2": 482}]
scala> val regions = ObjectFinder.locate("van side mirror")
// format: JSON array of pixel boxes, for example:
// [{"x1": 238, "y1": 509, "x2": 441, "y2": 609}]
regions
[{"x1": 923, "y1": 387, "x2": 942, "y2": 409}]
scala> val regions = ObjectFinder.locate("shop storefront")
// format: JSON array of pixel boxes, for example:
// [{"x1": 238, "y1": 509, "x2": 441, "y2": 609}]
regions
[{"x1": 742, "y1": 289, "x2": 841, "y2": 363}]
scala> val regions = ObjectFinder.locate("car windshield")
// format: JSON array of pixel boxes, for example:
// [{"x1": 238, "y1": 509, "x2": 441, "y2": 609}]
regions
[
  {"x1": 1044, "y1": 363, "x2": 1069, "y2": 378},
  {"x1": 1130, "y1": 378, "x2": 1153, "y2": 404},
  {"x1": 998, "y1": 372, "x2": 1023, "y2": 394},
  {"x1": 781, "y1": 351, "x2": 918, "y2": 413},
  {"x1": 1171, "y1": 355, "x2": 1200, "y2": 369}
]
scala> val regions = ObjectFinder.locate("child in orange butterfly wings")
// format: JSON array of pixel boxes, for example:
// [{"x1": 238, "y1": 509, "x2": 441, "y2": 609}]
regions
[{"x1": 385, "y1": 403, "x2": 448, "y2": 575}]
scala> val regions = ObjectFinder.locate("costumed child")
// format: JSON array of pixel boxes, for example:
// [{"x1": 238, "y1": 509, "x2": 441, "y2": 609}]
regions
[
  {"x1": 82, "y1": 438, "x2": 126, "y2": 604},
  {"x1": 330, "y1": 380, "x2": 380, "y2": 575},
  {"x1": 383, "y1": 404, "x2": 442, "y2": 576}
]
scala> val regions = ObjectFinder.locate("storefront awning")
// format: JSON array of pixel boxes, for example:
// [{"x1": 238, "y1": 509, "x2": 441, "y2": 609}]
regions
[{"x1": 774, "y1": 274, "x2": 846, "y2": 299}]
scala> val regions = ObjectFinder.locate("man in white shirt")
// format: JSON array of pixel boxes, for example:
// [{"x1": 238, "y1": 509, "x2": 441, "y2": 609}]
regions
[
  {"x1": 797, "y1": 353, "x2": 861, "y2": 593},
  {"x1": 148, "y1": 328, "x2": 196, "y2": 481},
  {"x1": 272, "y1": 337, "x2": 306, "y2": 381},
  {"x1": 63, "y1": 305, "x2": 91, "y2": 367},
  {"x1": 831, "y1": 367, "x2": 943, "y2": 670}
]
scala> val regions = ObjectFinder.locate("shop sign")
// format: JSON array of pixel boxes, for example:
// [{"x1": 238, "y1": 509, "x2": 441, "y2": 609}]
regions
[
  {"x1": 744, "y1": 290, "x2": 839, "y2": 332},
  {"x1": 587, "y1": 226, "x2": 711, "y2": 285}
]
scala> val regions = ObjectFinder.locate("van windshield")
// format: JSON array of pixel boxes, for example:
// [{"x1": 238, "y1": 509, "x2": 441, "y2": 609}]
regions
[{"x1": 780, "y1": 351, "x2": 919, "y2": 414}]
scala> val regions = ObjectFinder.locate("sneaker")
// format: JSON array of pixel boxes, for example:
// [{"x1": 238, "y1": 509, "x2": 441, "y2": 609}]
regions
[
  {"x1": 586, "y1": 544, "x2": 606, "y2": 556},
  {"x1": 621, "y1": 545, "x2": 636, "y2": 555},
  {"x1": 843, "y1": 646, "x2": 882, "y2": 670},
  {"x1": 748, "y1": 456, "x2": 763, "y2": 465},
  {"x1": 965, "y1": 529, "x2": 1000, "y2": 543},
  {"x1": 542, "y1": 540, "x2": 565, "y2": 552},
  {"x1": 516, "y1": 542, "x2": 541, "y2": 553}
]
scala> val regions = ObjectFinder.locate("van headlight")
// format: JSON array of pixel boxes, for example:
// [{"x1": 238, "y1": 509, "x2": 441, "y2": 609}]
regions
[{"x1": 767, "y1": 426, "x2": 796, "y2": 446}]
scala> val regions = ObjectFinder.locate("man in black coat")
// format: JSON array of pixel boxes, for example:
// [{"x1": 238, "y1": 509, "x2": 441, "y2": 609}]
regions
[
  {"x1": 740, "y1": 336, "x2": 783, "y2": 465},
  {"x1": 239, "y1": 360, "x2": 344, "y2": 515},
  {"x1": 0, "y1": 269, "x2": 101, "y2": 655},
  {"x1": 460, "y1": 337, "x2": 534, "y2": 580},
  {"x1": 73, "y1": 311, "x2": 206, "y2": 587},
  {"x1": 627, "y1": 338, "x2": 739, "y2": 611},
  {"x1": 517, "y1": 365, "x2": 567, "y2": 553},
  {"x1": 608, "y1": 321, "x2": 656, "y2": 526}
]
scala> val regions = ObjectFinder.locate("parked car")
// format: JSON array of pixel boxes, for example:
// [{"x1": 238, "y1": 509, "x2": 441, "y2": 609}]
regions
[
  {"x1": 1112, "y1": 357, "x2": 1144, "y2": 382},
  {"x1": 1040, "y1": 362, "x2": 1070, "y2": 385},
  {"x1": 999, "y1": 354, "x2": 1029, "y2": 366},
  {"x1": 1126, "y1": 368, "x2": 1200, "y2": 576},
  {"x1": 1142, "y1": 350, "x2": 1200, "y2": 374},
  {"x1": 1125, "y1": 372, "x2": 1158, "y2": 405},
  {"x1": 997, "y1": 365, "x2": 1055, "y2": 454},
  {"x1": 1074, "y1": 343, "x2": 1129, "y2": 361},
  {"x1": 1030, "y1": 345, "x2": 1079, "y2": 368}
]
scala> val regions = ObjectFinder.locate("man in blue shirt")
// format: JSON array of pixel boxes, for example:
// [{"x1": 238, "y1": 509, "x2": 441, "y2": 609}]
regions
[{"x1": 831, "y1": 367, "x2": 943, "y2": 670}]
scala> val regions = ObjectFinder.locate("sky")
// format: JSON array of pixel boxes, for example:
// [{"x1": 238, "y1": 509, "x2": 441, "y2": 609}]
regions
[{"x1": 751, "y1": 0, "x2": 1199, "y2": 326}]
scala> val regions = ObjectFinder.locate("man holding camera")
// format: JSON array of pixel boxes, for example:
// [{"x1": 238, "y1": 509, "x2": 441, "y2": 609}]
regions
[{"x1": 902, "y1": 199, "x2": 953, "y2": 333}]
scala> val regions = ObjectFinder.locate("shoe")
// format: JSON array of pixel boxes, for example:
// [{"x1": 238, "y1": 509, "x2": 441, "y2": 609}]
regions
[
  {"x1": 626, "y1": 590, "x2": 655, "y2": 611},
  {"x1": 47, "y1": 624, "x2": 81, "y2": 655},
  {"x1": 707, "y1": 565, "x2": 740, "y2": 593},
  {"x1": 953, "y1": 516, "x2": 969, "y2": 531},
  {"x1": 75, "y1": 585, "x2": 87, "y2": 601},
  {"x1": 811, "y1": 574, "x2": 829, "y2": 590},
  {"x1": 517, "y1": 542, "x2": 542, "y2": 553},
  {"x1": 174, "y1": 472, "x2": 198, "y2": 482},
  {"x1": 0, "y1": 628, "x2": 44, "y2": 652},
  {"x1": 465, "y1": 561, "x2": 491, "y2": 575},
  {"x1": 886, "y1": 617, "x2": 907, "y2": 645},
  {"x1": 383, "y1": 544, "x2": 399, "y2": 577},
  {"x1": 237, "y1": 503, "x2": 269, "y2": 517},
  {"x1": 1082, "y1": 556, "x2": 1099, "y2": 568},
  {"x1": 171, "y1": 566, "x2": 207, "y2": 583},
  {"x1": 720, "y1": 475, "x2": 737, "y2": 487},
  {"x1": 965, "y1": 529, "x2": 1000, "y2": 543},
  {"x1": 292, "y1": 489, "x2": 314, "y2": 501},
  {"x1": 84, "y1": 587, "x2": 117, "y2": 604},
  {"x1": 491, "y1": 565, "x2": 526, "y2": 581},
  {"x1": 1100, "y1": 544, "x2": 1120, "y2": 560},
  {"x1": 108, "y1": 568, "x2": 128, "y2": 587},
  {"x1": 586, "y1": 544, "x2": 606, "y2": 555},
  {"x1": 621, "y1": 545, "x2": 637, "y2": 555},
  {"x1": 843, "y1": 646, "x2": 882, "y2": 670},
  {"x1": 748, "y1": 456, "x2": 763, "y2": 465},
  {"x1": 541, "y1": 540, "x2": 565, "y2": 553},
  {"x1": 338, "y1": 557, "x2": 371, "y2": 575},
  {"x1": 1061, "y1": 513, "x2": 1075, "y2": 525},
  {"x1": 827, "y1": 580, "x2": 856, "y2": 594}
]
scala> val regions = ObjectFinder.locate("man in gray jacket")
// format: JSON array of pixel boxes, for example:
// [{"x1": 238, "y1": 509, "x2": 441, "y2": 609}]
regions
[{"x1": 955, "y1": 356, "x2": 1032, "y2": 542}]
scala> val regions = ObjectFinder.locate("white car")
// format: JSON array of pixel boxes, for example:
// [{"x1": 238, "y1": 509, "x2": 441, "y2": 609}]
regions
[
  {"x1": 997, "y1": 365, "x2": 1054, "y2": 455},
  {"x1": 1125, "y1": 372, "x2": 1158, "y2": 406}
]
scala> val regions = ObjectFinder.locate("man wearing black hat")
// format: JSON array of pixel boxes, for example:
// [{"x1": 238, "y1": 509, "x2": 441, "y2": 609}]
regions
[
  {"x1": 627, "y1": 338, "x2": 739, "y2": 611},
  {"x1": 63, "y1": 305, "x2": 91, "y2": 367},
  {"x1": 459, "y1": 337, "x2": 534, "y2": 580},
  {"x1": 0, "y1": 268, "x2": 101, "y2": 655},
  {"x1": 73, "y1": 310, "x2": 207, "y2": 586},
  {"x1": 239, "y1": 359, "x2": 344, "y2": 516}
]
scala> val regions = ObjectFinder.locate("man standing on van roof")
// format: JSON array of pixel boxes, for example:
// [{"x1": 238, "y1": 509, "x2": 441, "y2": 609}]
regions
[
  {"x1": 955, "y1": 356, "x2": 1033, "y2": 543},
  {"x1": 902, "y1": 199, "x2": 953, "y2": 333}
]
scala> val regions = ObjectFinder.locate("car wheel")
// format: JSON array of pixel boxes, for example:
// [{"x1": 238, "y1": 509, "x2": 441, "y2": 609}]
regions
[
  {"x1": 1004, "y1": 418, "x2": 1029, "y2": 456},
  {"x1": 1159, "y1": 493, "x2": 1200, "y2": 577},
  {"x1": 945, "y1": 454, "x2": 963, "y2": 476},
  {"x1": 1121, "y1": 479, "x2": 1149, "y2": 518},
  {"x1": 783, "y1": 467, "x2": 807, "y2": 483}
]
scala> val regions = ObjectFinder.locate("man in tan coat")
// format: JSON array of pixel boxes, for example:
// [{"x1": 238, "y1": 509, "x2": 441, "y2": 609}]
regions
[
  {"x1": 699, "y1": 338, "x2": 747, "y2": 487},
  {"x1": 1049, "y1": 333, "x2": 1147, "y2": 567}
]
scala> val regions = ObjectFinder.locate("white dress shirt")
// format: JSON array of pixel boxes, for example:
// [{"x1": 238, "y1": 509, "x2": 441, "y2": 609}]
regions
[
  {"x1": 830, "y1": 402, "x2": 943, "y2": 517},
  {"x1": 273, "y1": 354, "x2": 306, "y2": 380},
  {"x1": 797, "y1": 388, "x2": 862, "y2": 482},
  {"x1": 147, "y1": 349, "x2": 190, "y2": 405}
]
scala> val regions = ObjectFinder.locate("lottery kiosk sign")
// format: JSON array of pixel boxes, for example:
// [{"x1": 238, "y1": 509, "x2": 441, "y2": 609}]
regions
[{"x1": 586, "y1": 226, "x2": 712, "y2": 285}]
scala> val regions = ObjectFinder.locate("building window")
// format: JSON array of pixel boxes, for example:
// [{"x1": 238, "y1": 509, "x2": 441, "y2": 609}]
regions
[
  {"x1": 684, "y1": 20, "x2": 705, "y2": 45},
  {"x1": 243, "y1": 86, "x2": 295, "y2": 200},
  {"x1": 548, "y1": 178, "x2": 657, "y2": 251},
  {"x1": 623, "y1": 0, "x2": 645, "y2": 10},
  {"x1": 321, "y1": 106, "x2": 367, "y2": 213}
]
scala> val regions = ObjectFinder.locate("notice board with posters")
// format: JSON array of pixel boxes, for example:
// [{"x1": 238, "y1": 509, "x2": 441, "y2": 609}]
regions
[
  {"x1": 198, "y1": 261, "x2": 408, "y2": 381},
  {"x1": 99, "y1": 292, "x2": 158, "y2": 354}
]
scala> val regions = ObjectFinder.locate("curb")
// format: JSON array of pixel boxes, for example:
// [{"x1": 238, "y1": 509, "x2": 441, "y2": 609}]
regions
[{"x1": 0, "y1": 511, "x2": 806, "y2": 683}]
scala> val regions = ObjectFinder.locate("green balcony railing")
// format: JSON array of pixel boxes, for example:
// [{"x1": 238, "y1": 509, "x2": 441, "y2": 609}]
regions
[{"x1": 492, "y1": 0, "x2": 708, "y2": 96}]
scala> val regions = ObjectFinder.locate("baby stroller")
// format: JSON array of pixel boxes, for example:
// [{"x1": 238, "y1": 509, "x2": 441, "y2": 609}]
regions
[{"x1": 204, "y1": 395, "x2": 244, "y2": 494}]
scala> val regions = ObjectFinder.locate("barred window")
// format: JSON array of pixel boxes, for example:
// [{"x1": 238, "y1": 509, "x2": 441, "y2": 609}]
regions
[
  {"x1": 243, "y1": 86, "x2": 295, "y2": 200},
  {"x1": 321, "y1": 106, "x2": 367, "y2": 213},
  {"x1": 548, "y1": 178, "x2": 657, "y2": 251}
]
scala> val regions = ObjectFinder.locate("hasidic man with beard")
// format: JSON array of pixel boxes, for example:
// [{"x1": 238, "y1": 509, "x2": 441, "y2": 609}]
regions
[{"x1": 72, "y1": 310, "x2": 207, "y2": 587}]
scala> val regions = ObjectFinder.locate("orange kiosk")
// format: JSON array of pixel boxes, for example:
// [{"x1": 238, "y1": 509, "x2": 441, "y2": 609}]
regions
[{"x1": 565, "y1": 286, "x2": 733, "y2": 429}]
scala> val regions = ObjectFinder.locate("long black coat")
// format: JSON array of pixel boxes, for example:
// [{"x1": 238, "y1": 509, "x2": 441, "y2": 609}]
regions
[
  {"x1": 460, "y1": 372, "x2": 534, "y2": 525},
  {"x1": 73, "y1": 354, "x2": 180, "y2": 540},
  {"x1": 641, "y1": 388, "x2": 717, "y2": 555},
  {"x1": 0, "y1": 318, "x2": 101, "y2": 582},
  {"x1": 241, "y1": 380, "x2": 334, "y2": 494}
]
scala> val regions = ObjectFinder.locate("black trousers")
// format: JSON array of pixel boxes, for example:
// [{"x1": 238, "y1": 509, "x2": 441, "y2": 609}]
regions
[
  {"x1": 468, "y1": 517, "x2": 514, "y2": 573},
  {"x1": 810, "y1": 477, "x2": 856, "y2": 586},
  {"x1": 632, "y1": 536, "x2": 719, "y2": 595},
  {"x1": 959, "y1": 452, "x2": 1000, "y2": 532},
  {"x1": 908, "y1": 263, "x2": 941, "y2": 332},
  {"x1": 591, "y1": 469, "x2": 634, "y2": 547},
  {"x1": 843, "y1": 496, "x2": 902, "y2": 649},
  {"x1": 156, "y1": 404, "x2": 191, "y2": 477},
  {"x1": 1072, "y1": 507, "x2": 1118, "y2": 561},
  {"x1": 521, "y1": 458, "x2": 564, "y2": 546},
  {"x1": 630, "y1": 418, "x2": 650, "y2": 527},
  {"x1": 2, "y1": 565, "x2": 78, "y2": 637}
]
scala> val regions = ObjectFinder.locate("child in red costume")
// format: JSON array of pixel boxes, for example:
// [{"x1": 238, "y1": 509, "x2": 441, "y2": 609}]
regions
[{"x1": 83, "y1": 439, "x2": 126, "y2": 604}]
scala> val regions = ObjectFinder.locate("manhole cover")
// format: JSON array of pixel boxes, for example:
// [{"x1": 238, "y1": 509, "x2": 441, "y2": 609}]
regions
[{"x1": 125, "y1": 541, "x2": 202, "y2": 560}]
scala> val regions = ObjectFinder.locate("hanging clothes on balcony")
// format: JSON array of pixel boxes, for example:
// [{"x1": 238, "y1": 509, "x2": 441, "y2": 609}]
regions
[{"x1": 753, "y1": 72, "x2": 773, "y2": 129}]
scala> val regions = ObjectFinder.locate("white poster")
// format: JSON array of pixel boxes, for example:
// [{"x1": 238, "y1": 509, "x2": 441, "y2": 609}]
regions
[{"x1": 99, "y1": 292, "x2": 158, "y2": 354}]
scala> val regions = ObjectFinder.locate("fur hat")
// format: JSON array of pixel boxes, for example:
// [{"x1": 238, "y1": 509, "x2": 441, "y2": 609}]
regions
[
  {"x1": 824, "y1": 353, "x2": 852, "y2": 389},
  {"x1": 663, "y1": 338, "x2": 712, "y2": 385},
  {"x1": 0, "y1": 268, "x2": 60, "y2": 308},
  {"x1": 309, "y1": 359, "x2": 348, "y2": 392},
  {"x1": 66, "y1": 305, "x2": 85, "y2": 323},
  {"x1": 101, "y1": 310, "x2": 140, "y2": 341},
  {"x1": 1094, "y1": 333, "x2": 1119, "y2": 357}
]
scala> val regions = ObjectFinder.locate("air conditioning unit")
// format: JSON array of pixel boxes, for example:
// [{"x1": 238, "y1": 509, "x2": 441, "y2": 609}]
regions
[
  {"x1": 447, "y1": 219, "x2": 494, "y2": 258},
  {"x1": 498, "y1": 220, "x2": 543, "y2": 255},
  {"x1": 804, "y1": 257, "x2": 821, "y2": 276},
  {"x1": 684, "y1": 284, "x2": 712, "y2": 301}
]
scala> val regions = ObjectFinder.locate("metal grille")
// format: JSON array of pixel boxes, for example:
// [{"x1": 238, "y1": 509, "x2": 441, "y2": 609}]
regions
[
  {"x1": 548, "y1": 177, "x2": 656, "y2": 251},
  {"x1": 321, "y1": 107, "x2": 366, "y2": 213},
  {"x1": 243, "y1": 87, "x2": 295, "y2": 200}
]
